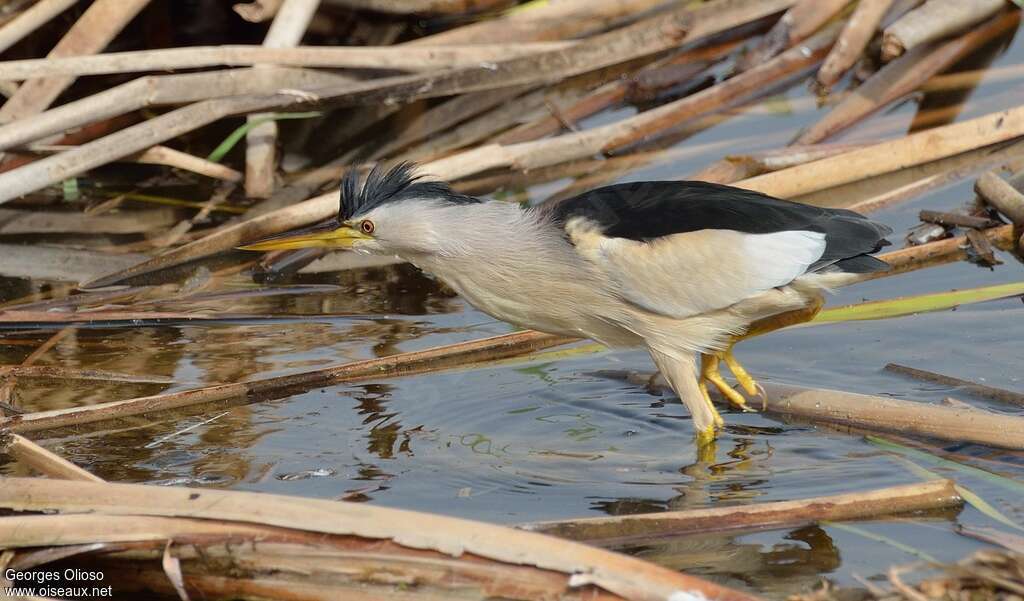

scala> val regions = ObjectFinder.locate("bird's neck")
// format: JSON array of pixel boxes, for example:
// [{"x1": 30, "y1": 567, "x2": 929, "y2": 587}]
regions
[{"x1": 401, "y1": 201, "x2": 579, "y2": 295}]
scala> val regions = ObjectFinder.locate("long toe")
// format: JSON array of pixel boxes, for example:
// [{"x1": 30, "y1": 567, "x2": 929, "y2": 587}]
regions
[
  {"x1": 700, "y1": 353, "x2": 751, "y2": 413},
  {"x1": 722, "y1": 348, "x2": 760, "y2": 398}
]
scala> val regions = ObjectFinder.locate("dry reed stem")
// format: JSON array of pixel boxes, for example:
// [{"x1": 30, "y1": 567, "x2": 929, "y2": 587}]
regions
[
  {"x1": 0, "y1": 68, "x2": 351, "y2": 152},
  {"x1": 0, "y1": 0, "x2": 795, "y2": 205},
  {"x1": 0, "y1": 366, "x2": 173, "y2": 384},
  {"x1": 494, "y1": 39, "x2": 743, "y2": 146},
  {"x1": 0, "y1": 0, "x2": 77, "y2": 55},
  {"x1": 817, "y1": 0, "x2": 896, "y2": 89},
  {"x1": 878, "y1": 224, "x2": 1014, "y2": 274},
  {"x1": 739, "y1": 106, "x2": 1024, "y2": 199},
  {"x1": 0, "y1": 477, "x2": 760, "y2": 601},
  {"x1": 0, "y1": 43, "x2": 581, "y2": 79},
  {"x1": 233, "y1": 0, "x2": 284, "y2": 22},
  {"x1": 372, "y1": 85, "x2": 530, "y2": 160},
  {"x1": 245, "y1": 0, "x2": 320, "y2": 199},
  {"x1": 0, "y1": 207, "x2": 177, "y2": 234},
  {"x1": 760, "y1": 382, "x2": 1024, "y2": 449},
  {"x1": 882, "y1": 0, "x2": 1009, "y2": 61},
  {"x1": 735, "y1": 0, "x2": 850, "y2": 72},
  {"x1": 0, "y1": 433, "x2": 104, "y2": 482},
  {"x1": 0, "y1": 244, "x2": 147, "y2": 283},
  {"x1": 976, "y1": 170, "x2": 1024, "y2": 225},
  {"x1": 522, "y1": 479, "x2": 961, "y2": 543},
  {"x1": 0, "y1": 0, "x2": 151, "y2": 122},
  {"x1": 797, "y1": 11, "x2": 1021, "y2": 144},
  {"x1": 133, "y1": 146, "x2": 242, "y2": 182},
  {"x1": 421, "y1": 24, "x2": 838, "y2": 180},
  {"x1": 323, "y1": 0, "x2": 512, "y2": 15},
  {"x1": 885, "y1": 363, "x2": 1024, "y2": 408},
  {"x1": 407, "y1": 0, "x2": 670, "y2": 45}
]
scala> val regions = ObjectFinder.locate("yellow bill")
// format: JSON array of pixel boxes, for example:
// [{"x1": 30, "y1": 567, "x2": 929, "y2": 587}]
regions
[{"x1": 237, "y1": 221, "x2": 371, "y2": 251}]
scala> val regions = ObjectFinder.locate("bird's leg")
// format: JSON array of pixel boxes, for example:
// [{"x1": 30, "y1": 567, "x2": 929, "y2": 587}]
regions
[
  {"x1": 699, "y1": 353, "x2": 753, "y2": 412},
  {"x1": 722, "y1": 344, "x2": 760, "y2": 397},
  {"x1": 720, "y1": 296, "x2": 826, "y2": 407},
  {"x1": 696, "y1": 372, "x2": 726, "y2": 430}
]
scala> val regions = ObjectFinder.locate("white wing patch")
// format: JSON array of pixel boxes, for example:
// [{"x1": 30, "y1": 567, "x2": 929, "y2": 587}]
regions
[{"x1": 567, "y1": 218, "x2": 826, "y2": 319}]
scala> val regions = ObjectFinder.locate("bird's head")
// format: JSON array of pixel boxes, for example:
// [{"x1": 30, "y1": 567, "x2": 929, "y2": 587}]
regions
[{"x1": 239, "y1": 162, "x2": 482, "y2": 257}]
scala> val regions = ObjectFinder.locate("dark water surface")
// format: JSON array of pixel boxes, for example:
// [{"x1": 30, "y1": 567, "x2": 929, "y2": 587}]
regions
[{"x1": 3, "y1": 24, "x2": 1024, "y2": 599}]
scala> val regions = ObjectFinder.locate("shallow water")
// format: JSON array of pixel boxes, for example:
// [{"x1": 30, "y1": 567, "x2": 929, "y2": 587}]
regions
[{"x1": 3, "y1": 23, "x2": 1024, "y2": 599}]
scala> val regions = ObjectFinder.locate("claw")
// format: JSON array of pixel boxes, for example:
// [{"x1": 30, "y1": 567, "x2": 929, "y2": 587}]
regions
[
  {"x1": 700, "y1": 353, "x2": 753, "y2": 412},
  {"x1": 722, "y1": 346, "x2": 759, "y2": 397}
]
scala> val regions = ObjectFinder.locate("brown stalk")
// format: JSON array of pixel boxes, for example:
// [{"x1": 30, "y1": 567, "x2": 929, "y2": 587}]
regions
[
  {"x1": 132, "y1": 146, "x2": 243, "y2": 182},
  {"x1": 0, "y1": 366, "x2": 173, "y2": 384},
  {"x1": 422, "y1": 23, "x2": 839, "y2": 180},
  {"x1": 373, "y1": 85, "x2": 532, "y2": 160},
  {"x1": 0, "y1": 43, "x2": 578, "y2": 79},
  {"x1": 0, "y1": 433, "x2": 104, "y2": 482},
  {"x1": 233, "y1": 0, "x2": 284, "y2": 22},
  {"x1": 760, "y1": 382, "x2": 1024, "y2": 450},
  {"x1": 876, "y1": 224, "x2": 1014, "y2": 274},
  {"x1": 918, "y1": 210, "x2": 1001, "y2": 230},
  {"x1": 0, "y1": 477, "x2": 760, "y2": 601},
  {"x1": 796, "y1": 10, "x2": 1021, "y2": 144},
  {"x1": 0, "y1": 67, "x2": 353, "y2": 152},
  {"x1": 0, "y1": 0, "x2": 151, "y2": 122},
  {"x1": 739, "y1": 105, "x2": 1024, "y2": 199},
  {"x1": 494, "y1": 39, "x2": 743, "y2": 146},
  {"x1": 882, "y1": 0, "x2": 1010, "y2": 61},
  {"x1": 0, "y1": 0, "x2": 796, "y2": 205},
  {"x1": 522, "y1": 480, "x2": 961, "y2": 543},
  {"x1": 0, "y1": 244, "x2": 148, "y2": 283},
  {"x1": 817, "y1": 0, "x2": 896, "y2": 89},
  {"x1": 735, "y1": 0, "x2": 850, "y2": 72},
  {"x1": 0, "y1": 0, "x2": 77, "y2": 55},
  {"x1": 322, "y1": 0, "x2": 513, "y2": 15},
  {"x1": 885, "y1": 363, "x2": 1024, "y2": 408},
  {"x1": 976, "y1": 170, "x2": 1024, "y2": 225},
  {"x1": 407, "y1": 0, "x2": 671, "y2": 45},
  {"x1": 0, "y1": 207, "x2": 178, "y2": 234},
  {"x1": 245, "y1": 0, "x2": 321, "y2": 200}
]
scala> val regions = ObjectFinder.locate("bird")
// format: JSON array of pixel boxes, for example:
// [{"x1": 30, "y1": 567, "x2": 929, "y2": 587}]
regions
[{"x1": 241, "y1": 162, "x2": 892, "y2": 442}]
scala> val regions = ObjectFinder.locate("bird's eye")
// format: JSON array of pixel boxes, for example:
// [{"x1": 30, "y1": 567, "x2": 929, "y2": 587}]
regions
[{"x1": 359, "y1": 220, "x2": 375, "y2": 234}]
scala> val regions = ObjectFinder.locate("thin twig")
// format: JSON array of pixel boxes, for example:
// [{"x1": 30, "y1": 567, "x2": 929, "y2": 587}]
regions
[
  {"x1": 0, "y1": 432, "x2": 104, "y2": 482},
  {"x1": 885, "y1": 363, "x2": 1024, "y2": 408}
]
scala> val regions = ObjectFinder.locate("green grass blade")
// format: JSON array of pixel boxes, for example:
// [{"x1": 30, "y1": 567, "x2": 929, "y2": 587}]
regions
[
  {"x1": 207, "y1": 111, "x2": 321, "y2": 163},
  {"x1": 867, "y1": 436, "x2": 1024, "y2": 496},
  {"x1": 954, "y1": 484, "x2": 1024, "y2": 532},
  {"x1": 822, "y1": 521, "x2": 938, "y2": 563},
  {"x1": 814, "y1": 282, "x2": 1024, "y2": 323}
]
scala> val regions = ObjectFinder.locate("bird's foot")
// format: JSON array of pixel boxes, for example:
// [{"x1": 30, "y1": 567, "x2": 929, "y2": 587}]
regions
[
  {"x1": 700, "y1": 352, "x2": 755, "y2": 412},
  {"x1": 722, "y1": 346, "x2": 759, "y2": 398},
  {"x1": 696, "y1": 372, "x2": 726, "y2": 430}
]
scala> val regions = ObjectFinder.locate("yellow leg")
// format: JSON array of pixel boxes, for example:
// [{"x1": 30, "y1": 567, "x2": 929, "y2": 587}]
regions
[
  {"x1": 722, "y1": 343, "x2": 759, "y2": 397},
  {"x1": 700, "y1": 352, "x2": 753, "y2": 412},
  {"x1": 719, "y1": 297, "x2": 826, "y2": 409},
  {"x1": 697, "y1": 373, "x2": 726, "y2": 430}
]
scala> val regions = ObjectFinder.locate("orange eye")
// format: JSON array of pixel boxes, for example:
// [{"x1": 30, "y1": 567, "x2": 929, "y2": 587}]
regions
[{"x1": 359, "y1": 220, "x2": 375, "y2": 234}]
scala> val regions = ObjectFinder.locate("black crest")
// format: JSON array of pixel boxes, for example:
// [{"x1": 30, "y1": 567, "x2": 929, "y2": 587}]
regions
[{"x1": 339, "y1": 162, "x2": 480, "y2": 221}]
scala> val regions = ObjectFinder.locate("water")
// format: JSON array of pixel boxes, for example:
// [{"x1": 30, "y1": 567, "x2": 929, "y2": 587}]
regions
[{"x1": 3, "y1": 24, "x2": 1024, "y2": 599}]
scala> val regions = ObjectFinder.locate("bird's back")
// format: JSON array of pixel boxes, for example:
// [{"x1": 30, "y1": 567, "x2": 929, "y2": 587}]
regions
[{"x1": 541, "y1": 180, "x2": 892, "y2": 275}]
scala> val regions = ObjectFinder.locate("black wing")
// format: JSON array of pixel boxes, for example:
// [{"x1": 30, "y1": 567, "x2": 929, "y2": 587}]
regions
[{"x1": 544, "y1": 180, "x2": 892, "y2": 273}]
